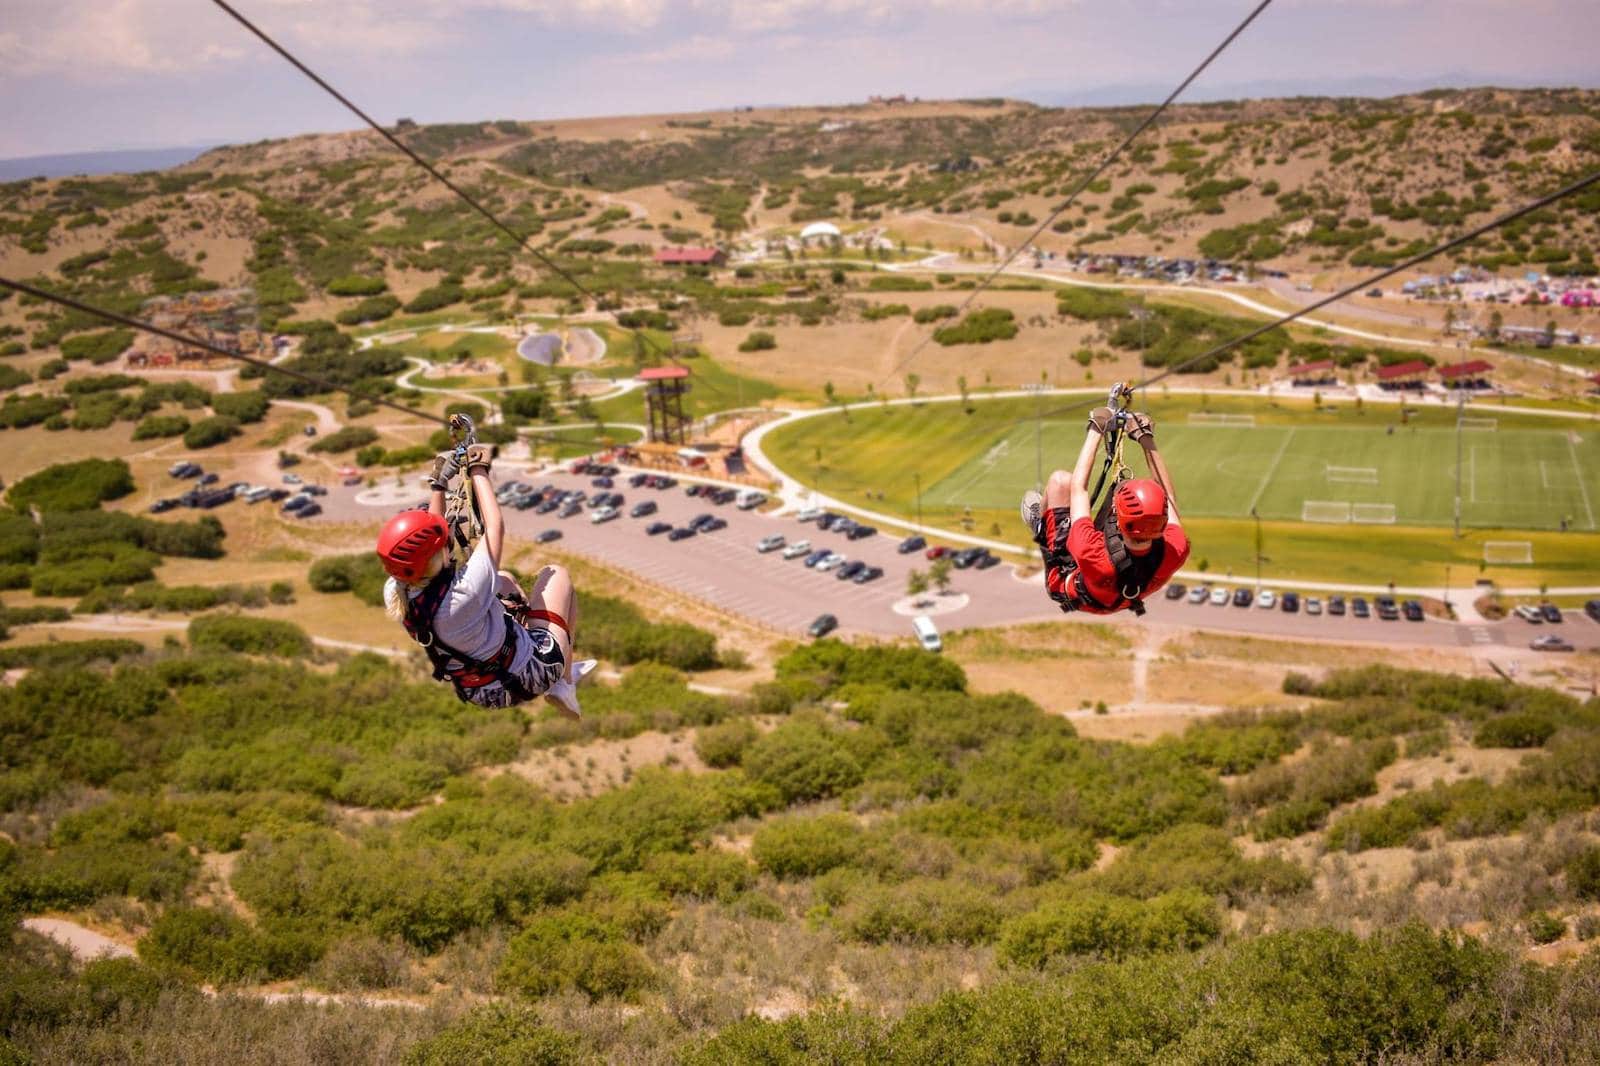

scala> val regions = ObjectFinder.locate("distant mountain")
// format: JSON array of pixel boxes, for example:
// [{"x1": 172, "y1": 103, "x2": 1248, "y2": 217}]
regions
[
  {"x1": 1021, "y1": 73, "x2": 1600, "y2": 109},
  {"x1": 0, "y1": 145, "x2": 216, "y2": 181}
]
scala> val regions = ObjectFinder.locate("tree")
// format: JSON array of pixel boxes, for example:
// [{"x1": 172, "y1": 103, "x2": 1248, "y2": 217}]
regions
[
  {"x1": 907, "y1": 569, "x2": 929, "y2": 598},
  {"x1": 1488, "y1": 309, "x2": 1503, "y2": 339},
  {"x1": 904, "y1": 373, "x2": 920, "y2": 401},
  {"x1": 957, "y1": 375, "x2": 971, "y2": 413},
  {"x1": 1544, "y1": 320, "x2": 1558, "y2": 345},
  {"x1": 1441, "y1": 305, "x2": 1456, "y2": 336},
  {"x1": 930, "y1": 557, "x2": 953, "y2": 594}
]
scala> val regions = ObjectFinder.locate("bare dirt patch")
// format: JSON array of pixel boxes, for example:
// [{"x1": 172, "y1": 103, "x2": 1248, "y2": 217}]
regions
[{"x1": 494, "y1": 730, "x2": 707, "y2": 799}]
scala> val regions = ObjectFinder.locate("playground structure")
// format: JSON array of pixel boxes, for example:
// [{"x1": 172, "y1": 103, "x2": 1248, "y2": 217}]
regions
[
  {"x1": 640, "y1": 365, "x2": 692, "y2": 445},
  {"x1": 126, "y1": 288, "x2": 270, "y2": 369}
]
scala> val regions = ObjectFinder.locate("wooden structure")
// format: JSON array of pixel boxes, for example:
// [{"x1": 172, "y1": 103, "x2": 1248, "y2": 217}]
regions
[{"x1": 639, "y1": 366, "x2": 691, "y2": 444}]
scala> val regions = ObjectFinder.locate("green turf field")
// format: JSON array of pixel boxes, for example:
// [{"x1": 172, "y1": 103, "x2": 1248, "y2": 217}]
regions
[{"x1": 927, "y1": 418, "x2": 1600, "y2": 531}]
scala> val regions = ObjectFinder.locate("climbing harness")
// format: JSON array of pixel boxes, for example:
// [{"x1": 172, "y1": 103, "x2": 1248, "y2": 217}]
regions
[
  {"x1": 401, "y1": 565, "x2": 537, "y2": 705},
  {"x1": 443, "y1": 412, "x2": 484, "y2": 568}
]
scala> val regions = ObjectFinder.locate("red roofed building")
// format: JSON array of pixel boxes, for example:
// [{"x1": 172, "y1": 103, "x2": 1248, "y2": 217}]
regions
[
  {"x1": 1287, "y1": 359, "x2": 1336, "y2": 375},
  {"x1": 654, "y1": 246, "x2": 725, "y2": 267},
  {"x1": 1374, "y1": 360, "x2": 1432, "y2": 381},
  {"x1": 637, "y1": 366, "x2": 690, "y2": 382},
  {"x1": 1436, "y1": 360, "x2": 1493, "y2": 381}
]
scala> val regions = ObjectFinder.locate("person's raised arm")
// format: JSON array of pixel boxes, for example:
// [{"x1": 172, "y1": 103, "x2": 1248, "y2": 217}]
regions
[
  {"x1": 465, "y1": 444, "x2": 504, "y2": 569},
  {"x1": 424, "y1": 450, "x2": 457, "y2": 521},
  {"x1": 1128, "y1": 413, "x2": 1181, "y2": 523},
  {"x1": 1070, "y1": 407, "x2": 1115, "y2": 517}
]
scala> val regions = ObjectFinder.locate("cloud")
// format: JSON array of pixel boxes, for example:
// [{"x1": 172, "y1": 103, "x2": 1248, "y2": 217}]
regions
[{"x1": 0, "y1": 0, "x2": 244, "y2": 79}]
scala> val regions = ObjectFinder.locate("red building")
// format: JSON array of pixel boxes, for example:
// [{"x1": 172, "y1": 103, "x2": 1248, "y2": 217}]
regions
[{"x1": 654, "y1": 246, "x2": 725, "y2": 267}]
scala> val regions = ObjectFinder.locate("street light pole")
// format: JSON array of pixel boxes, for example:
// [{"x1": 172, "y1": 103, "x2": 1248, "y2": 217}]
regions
[{"x1": 914, "y1": 471, "x2": 923, "y2": 534}]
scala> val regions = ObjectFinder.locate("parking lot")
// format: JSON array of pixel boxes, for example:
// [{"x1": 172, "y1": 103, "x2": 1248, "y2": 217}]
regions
[{"x1": 310, "y1": 464, "x2": 1600, "y2": 651}]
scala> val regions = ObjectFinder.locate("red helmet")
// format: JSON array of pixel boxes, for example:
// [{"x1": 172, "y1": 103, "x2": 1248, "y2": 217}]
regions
[
  {"x1": 1114, "y1": 479, "x2": 1168, "y2": 541},
  {"x1": 376, "y1": 510, "x2": 448, "y2": 582}
]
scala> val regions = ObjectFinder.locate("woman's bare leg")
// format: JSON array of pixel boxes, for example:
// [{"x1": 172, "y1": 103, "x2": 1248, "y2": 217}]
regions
[{"x1": 521, "y1": 564, "x2": 576, "y2": 674}]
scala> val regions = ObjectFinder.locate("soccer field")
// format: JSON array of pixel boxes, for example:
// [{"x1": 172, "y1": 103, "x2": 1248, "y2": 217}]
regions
[{"x1": 926, "y1": 420, "x2": 1600, "y2": 532}]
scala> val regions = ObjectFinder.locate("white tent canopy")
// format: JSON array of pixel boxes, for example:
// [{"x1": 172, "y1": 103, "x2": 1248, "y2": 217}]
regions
[{"x1": 799, "y1": 221, "x2": 842, "y2": 240}]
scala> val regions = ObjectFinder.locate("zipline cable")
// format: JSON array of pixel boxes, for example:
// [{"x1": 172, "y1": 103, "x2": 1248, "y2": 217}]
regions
[
  {"x1": 0, "y1": 275, "x2": 440, "y2": 425},
  {"x1": 879, "y1": 0, "x2": 1275, "y2": 388},
  {"x1": 207, "y1": 0, "x2": 732, "y2": 402},
  {"x1": 1024, "y1": 165, "x2": 1600, "y2": 425}
]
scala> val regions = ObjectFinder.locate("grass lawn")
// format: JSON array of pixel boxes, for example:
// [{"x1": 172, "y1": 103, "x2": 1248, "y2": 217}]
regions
[{"x1": 762, "y1": 393, "x2": 1600, "y2": 587}]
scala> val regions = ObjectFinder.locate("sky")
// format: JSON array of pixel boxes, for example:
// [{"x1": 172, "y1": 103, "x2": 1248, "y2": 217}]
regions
[{"x1": 2, "y1": 0, "x2": 1597, "y2": 159}]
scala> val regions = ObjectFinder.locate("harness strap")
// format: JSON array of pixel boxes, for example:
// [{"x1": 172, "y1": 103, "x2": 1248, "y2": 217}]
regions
[
  {"x1": 524, "y1": 608, "x2": 570, "y2": 633},
  {"x1": 402, "y1": 566, "x2": 533, "y2": 703}
]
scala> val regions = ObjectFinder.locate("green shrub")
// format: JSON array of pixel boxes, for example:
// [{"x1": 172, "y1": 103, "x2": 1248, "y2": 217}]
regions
[
  {"x1": 738, "y1": 330, "x2": 777, "y2": 352},
  {"x1": 7, "y1": 458, "x2": 133, "y2": 512},
  {"x1": 308, "y1": 553, "x2": 389, "y2": 606},
  {"x1": 209, "y1": 390, "x2": 271, "y2": 423},
  {"x1": 1566, "y1": 847, "x2": 1600, "y2": 901},
  {"x1": 694, "y1": 718, "x2": 759, "y2": 768},
  {"x1": 845, "y1": 877, "x2": 1006, "y2": 945},
  {"x1": 138, "y1": 906, "x2": 317, "y2": 983},
  {"x1": 132, "y1": 413, "x2": 189, "y2": 439},
  {"x1": 0, "y1": 394, "x2": 70, "y2": 429},
  {"x1": 309, "y1": 426, "x2": 380, "y2": 453},
  {"x1": 934, "y1": 308, "x2": 1017, "y2": 346},
  {"x1": 743, "y1": 719, "x2": 864, "y2": 804},
  {"x1": 337, "y1": 295, "x2": 402, "y2": 325},
  {"x1": 645, "y1": 849, "x2": 754, "y2": 902},
  {"x1": 578, "y1": 592, "x2": 720, "y2": 670},
  {"x1": 188, "y1": 614, "x2": 313, "y2": 658},
  {"x1": 404, "y1": 282, "x2": 465, "y2": 314},
  {"x1": 912, "y1": 304, "x2": 958, "y2": 324},
  {"x1": 30, "y1": 545, "x2": 160, "y2": 595},
  {"x1": 751, "y1": 813, "x2": 864, "y2": 878},
  {"x1": 404, "y1": 1004, "x2": 580, "y2": 1066},
  {"x1": 1095, "y1": 824, "x2": 1310, "y2": 903},
  {"x1": 182, "y1": 416, "x2": 240, "y2": 449},
  {"x1": 776, "y1": 639, "x2": 966, "y2": 695},
  {"x1": 496, "y1": 911, "x2": 655, "y2": 1001},
  {"x1": 998, "y1": 888, "x2": 1222, "y2": 966},
  {"x1": 0, "y1": 638, "x2": 142, "y2": 669},
  {"x1": 1474, "y1": 713, "x2": 1557, "y2": 749},
  {"x1": 327, "y1": 275, "x2": 389, "y2": 296},
  {"x1": 1527, "y1": 912, "x2": 1566, "y2": 944},
  {"x1": 60, "y1": 329, "x2": 135, "y2": 364}
]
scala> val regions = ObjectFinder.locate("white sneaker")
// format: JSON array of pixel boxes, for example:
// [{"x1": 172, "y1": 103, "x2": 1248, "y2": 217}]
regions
[
  {"x1": 544, "y1": 658, "x2": 597, "y2": 721},
  {"x1": 1020, "y1": 490, "x2": 1043, "y2": 540}
]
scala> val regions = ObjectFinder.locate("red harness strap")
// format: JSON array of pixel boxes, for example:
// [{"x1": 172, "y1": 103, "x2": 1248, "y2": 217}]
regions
[{"x1": 525, "y1": 608, "x2": 569, "y2": 633}]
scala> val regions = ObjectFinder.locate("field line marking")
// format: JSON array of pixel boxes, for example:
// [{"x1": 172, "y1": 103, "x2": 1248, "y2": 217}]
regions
[
  {"x1": 1540, "y1": 461, "x2": 1551, "y2": 490},
  {"x1": 1246, "y1": 427, "x2": 1295, "y2": 515},
  {"x1": 1569, "y1": 435, "x2": 1596, "y2": 530}
]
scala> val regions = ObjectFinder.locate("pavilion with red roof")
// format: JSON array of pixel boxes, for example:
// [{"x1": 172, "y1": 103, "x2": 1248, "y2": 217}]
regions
[
  {"x1": 1374, "y1": 359, "x2": 1432, "y2": 391},
  {"x1": 654, "y1": 246, "x2": 725, "y2": 267}
]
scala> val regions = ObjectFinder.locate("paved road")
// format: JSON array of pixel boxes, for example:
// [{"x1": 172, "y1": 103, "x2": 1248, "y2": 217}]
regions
[{"x1": 313, "y1": 468, "x2": 1600, "y2": 652}]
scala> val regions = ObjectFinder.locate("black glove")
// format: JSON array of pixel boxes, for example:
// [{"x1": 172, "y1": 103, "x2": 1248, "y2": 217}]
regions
[
  {"x1": 1128, "y1": 413, "x2": 1155, "y2": 446},
  {"x1": 1087, "y1": 406, "x2": 1115, "y2": 435}
]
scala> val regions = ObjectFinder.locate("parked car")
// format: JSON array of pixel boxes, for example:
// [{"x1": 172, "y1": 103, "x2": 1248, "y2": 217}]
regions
[
  {"x1": 535, "y1": 499, "x2": 560, "y2": 515},
  {"x1": 651, "y1": 475, "x2": 677, "y2": 489},
  {"x1": 1513, "y1": 605, "x2": 1544, "y2": 624},
  {"x1": 974, "y1": 552, "x2": 1001, "y2": 570},
  {"x1": 951, "y1": 547, "x2": 987, "y2": 570},
  {"x1": 303, "y1": 484, "x2": 328, "y2": 497},
  {"x1": 807, "y1": 614, "x2": 838, "y2": 639},
  {"x1": 535, "y1": 529, "x2": 563, "y2": 544},
  {"x1": 1402, "y1": 600, "x2": 1425, "y2": 621},
  {"x1": 687, "y1": 513, "x2": 715, "y2": 531},
  {"x1": 1256, "y1": 590, "x2": 1276, "y2": 610},
  {"x1": 710, "y1": 489, "x2": 738, "y2": 506},
  {"x1": 769, "y1": 540, "x2": 807, "y2": 561},
  {"x1": 294, "y1": 502, "x2": 322, "y2": 518},
  {"x1": 1540, "y1": 603, "x2": 1563, "y2": 624},
  {"x1": 1281, "y1": 591, "x2": 1300, "y2": 613},
  {"x1": 1305, "y1": 597, "x2": 1323, "y2": 616},
  {"x1": 1531, "y1": 634, "x2": 1574, "y2": 651},
  {"x1": 925, "y1": 546, "x2": 949, "y2": 560},
  {"x1": 815, "y1": 552, "x2": 846, "y2": 573},
  {"x1": 1188, "y1": 586, "x2": 1209, "y2": 604},
  {"x1": 803, "y1": 549, "x2": 831, "y2": 568},
  {"x1": 736, "y1": 490, "x2": 767, "y2": 510},
  {"x1": 149, "y1": 498, "x2": 178, "y2": 514},
  {"x1": 342, "y1": 474, "x2": 362, "y2": 487},
  {"x1": 794, "y1": 507, "x2": 823, "y2": 523},
  {"x1": 629, "y1": 501, "x2": 658, "y2": 518},
  {"x1": 199, "y1": 472, "x2": 220, "y2": 486},
  {"x1": 628, "y1": 473, "x2": 650, "y2": 488},
  {"x1": 700, "y1": 517, "x2": 727, "y2": 533},
  {"x1": 685, "y1": 484, "x2": 705, "y2": 498},
  {"x1": 1352, "y1": 597, "x2": 1370, "y2": 618},
  {"x1": 912, "y1": 615, "x2": 942, "y2": 653},
  {"x1": 836, "y1": 560, "x2": 867, "y2": 582},
  {"x1": 283, "y1": 472, "x2": 302, "y2": 484},
  {"x1": 1232, "y1": 588, "x2": 1252, "y2": 607},
  {"x1": 667, "y1": 527, "x2": 696, "y2": 541},
  {"x1": 1209, "y1": 587, "x2": 1229, "y2": 606},
  {"x1": 846, "y1": 525, "x2": 877, "y2": 541},
  {"x1": 898, "y1": 535, "x2": 927, "y2": 554},
  {"x1": 558, "y1": 502, "x2": 582, "y2": 519},
  {"x1": 757, "y1": 533, "x2": 786, "y2": 553},
  {"x1": 280, "y1": 494, "x2": 312, "y2": 513},
  {"x1": 590, "y1": 506, "x2": 619, "y2": 524},
  {"x1": 1376, "y1": 596, "x2": 1400, "y2": 621},
  {"x1": 645, "y1": 521, "x2": 672, "y2": 536},
  {"x1": 852, "y1": 566, "x2": 883, "y2": 584},
  {"x1": 169, "y1": 461, "x2": 201, "y2": 478},
  {"x1": 592, "y1": 476, "x2": 614, "y2": 489},
  {"x1": 1584, "y1": 599, "x2": 1600, "y2": 623},
  {"x1": 513, "y1": 494, "x2": 540, "y2": 511},
  {"x1": 1327, "y1": 595, "x2": 1346, "y2": 616}
]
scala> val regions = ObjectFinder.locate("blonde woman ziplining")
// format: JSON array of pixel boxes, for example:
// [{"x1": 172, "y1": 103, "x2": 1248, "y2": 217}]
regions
[{"x1": 376, "y1": 441, "x2": 594, "y2": 714}]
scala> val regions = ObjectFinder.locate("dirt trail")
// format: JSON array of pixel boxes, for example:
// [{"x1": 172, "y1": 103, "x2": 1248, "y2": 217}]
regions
[{"x1": 23, "y1": 918, "x2": 134, "y2": 960}]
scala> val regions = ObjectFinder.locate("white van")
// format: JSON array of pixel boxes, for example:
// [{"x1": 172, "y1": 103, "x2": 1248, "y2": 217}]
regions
[
  {"x1": 737, "y1": 489, "x2": 767, "y2": 510},
  {"x1": 912, "y1": 615, "x2": 941, "y2": 653}
]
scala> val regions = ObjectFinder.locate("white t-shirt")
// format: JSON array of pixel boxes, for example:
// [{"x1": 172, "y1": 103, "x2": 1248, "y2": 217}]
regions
[{"x1": 387, "y1": 541, "x2": 531, "y2": 672}]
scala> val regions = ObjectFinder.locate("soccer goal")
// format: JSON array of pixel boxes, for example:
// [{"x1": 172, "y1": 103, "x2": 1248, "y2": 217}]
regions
[
  {"x1": 1483, "y1": 540, "x2": 1534, "y2": 565},
  {"x1": 1187, "y1": 412, "x2": 1256, "y2": 427},
  {"x1": 1327, "y1": 465, "x2": 1379, "y2": 485},
  {"x1": 1460, "y1": 417, "x2": 1498, "y2": 431},
  {"x1": 1302, "y1": 500, "x2": 1352, "y2": 523},
  {"x1": 1352, "y1": 503, "x2": 1398, "y2": 524}
]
